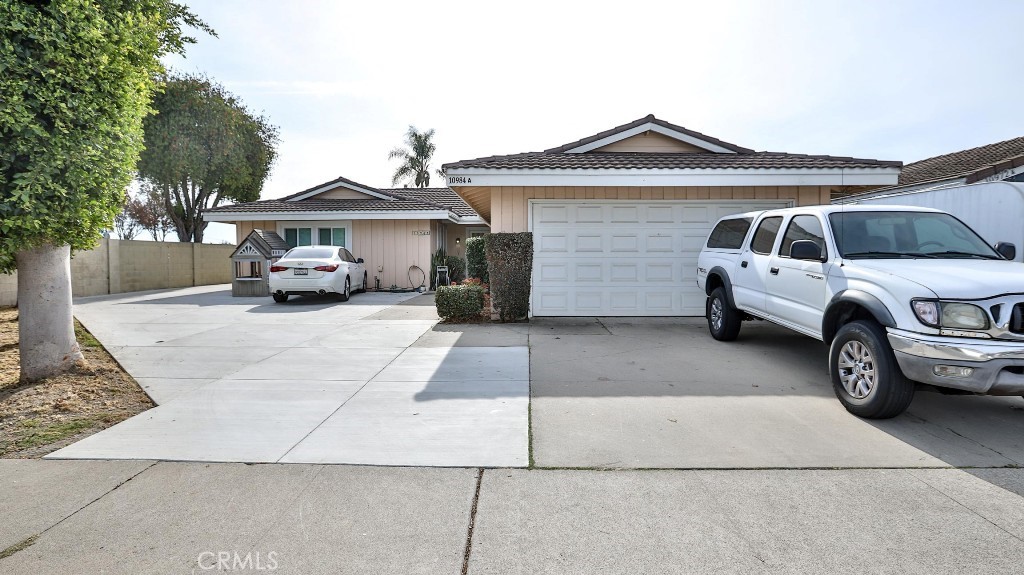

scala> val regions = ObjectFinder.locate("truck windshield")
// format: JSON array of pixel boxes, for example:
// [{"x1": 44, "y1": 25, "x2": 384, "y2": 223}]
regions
[{"x1": 829, "y1": 211, "x2": 1000, "y2": 260}]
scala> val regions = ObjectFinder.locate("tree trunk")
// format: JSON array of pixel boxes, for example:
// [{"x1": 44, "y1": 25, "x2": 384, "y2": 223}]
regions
[{"x1": 15, "y1": 244, "x2": 84, "y2": 380}]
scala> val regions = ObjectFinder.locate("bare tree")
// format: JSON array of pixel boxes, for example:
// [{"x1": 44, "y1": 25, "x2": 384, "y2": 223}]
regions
[
  {"x1": 114, "y1": 196, "x2": 144, "y2": 240},
  {"x1": 133, "y1": 185, "x2": 174, "y2": 241}
]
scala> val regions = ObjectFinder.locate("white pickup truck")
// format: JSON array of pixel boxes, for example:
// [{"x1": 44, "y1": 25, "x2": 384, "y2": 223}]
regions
[{"x1": 696, "y1": 205, "x2": 1024, "y2": 419}]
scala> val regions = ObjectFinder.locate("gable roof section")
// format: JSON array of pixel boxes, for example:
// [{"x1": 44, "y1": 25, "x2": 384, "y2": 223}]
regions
[
  {"x1": 230, "y1": 229, "x2": 289, "y2": 258},
  {"x1": 443, "y1": 114, "x2": 901, "y2": 173},
  {"x1": 545, "y1": 114, "x2": 753, "y2": 154},
  {"x1": 282, "y1": 175, "x2": 398, "y2": 201},
  {"x1": 206, "y1": 183, "x2": 483, "y2": 223},
  {"x1": 897, "y1": 136, "x2": 1024, "y2": 187}
]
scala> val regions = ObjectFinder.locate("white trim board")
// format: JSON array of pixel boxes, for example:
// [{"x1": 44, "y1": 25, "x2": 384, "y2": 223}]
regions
[
  {"x1": 204, "y1": 210, "x2": 460, "y2": 222},
  {"x1": 445, "y1": 167, "x2": 900, "y2": 187},
  {"x1": 524, "y1": 198, "x2": 796, "y2": 232},
  {"x1": 564, "y1": 122, "x2": 737, "y2": 154}
]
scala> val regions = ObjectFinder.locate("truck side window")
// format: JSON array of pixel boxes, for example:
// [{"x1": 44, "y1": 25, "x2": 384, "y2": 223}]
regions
[
  {"x1": 707, "y1": 217, "x2": 753, "y2": 249},
  {"x1": 779, "y1": 215, "x2": 826, "y2": 258},
  {"x1": 750, "y1": 217, "x2": 783, "y2": 255}
]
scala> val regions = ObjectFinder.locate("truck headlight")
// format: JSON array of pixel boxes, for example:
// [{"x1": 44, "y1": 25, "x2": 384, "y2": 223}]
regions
[
  {"x1": 912, "y1": 300, "x2": 989, "y2": 330},
  {"x1": 941, "y1": 303, "x2": 989, "y2": 330}
]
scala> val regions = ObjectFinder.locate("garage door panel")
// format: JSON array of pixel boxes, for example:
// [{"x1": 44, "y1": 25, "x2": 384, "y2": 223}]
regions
[{"x1": 532, "y1": 200, "x2": 791, "y2": 316}]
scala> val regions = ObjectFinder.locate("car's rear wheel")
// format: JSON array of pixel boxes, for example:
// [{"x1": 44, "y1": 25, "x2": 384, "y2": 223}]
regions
[
  {"x1": 336, "y1": 277, "x2": 350, "y2": 302},
  {"x1": 830, "y1": 320, "x2": 914, "y2": 419},
  {"x1": 272, "y1": 293, "x2": 288, "y2": 303},
  {"x1": 707, "y1": 287, "x2": 742, "y2": 341}
]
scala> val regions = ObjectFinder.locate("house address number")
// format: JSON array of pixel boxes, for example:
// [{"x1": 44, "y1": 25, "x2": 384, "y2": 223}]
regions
[
  {"x1": 447, "y1": 176, "x2": 472, "y2": 184},
  {"x1": 412, "y1": 230, "x2": 430, "y2": 236}
]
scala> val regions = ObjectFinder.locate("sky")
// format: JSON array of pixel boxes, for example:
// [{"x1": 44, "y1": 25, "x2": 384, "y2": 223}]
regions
[{"x1": 163, "y1": 0, "x2": 1024, "y2": 244}]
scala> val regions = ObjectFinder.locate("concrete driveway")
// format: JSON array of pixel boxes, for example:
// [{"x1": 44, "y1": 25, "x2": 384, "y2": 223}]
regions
[
  {"x1": 530, "y1": 317, "x2": 1024, "y2": 469},
  {"x1": 49, "y1": 286, "x2": 529, "y2": 466}
]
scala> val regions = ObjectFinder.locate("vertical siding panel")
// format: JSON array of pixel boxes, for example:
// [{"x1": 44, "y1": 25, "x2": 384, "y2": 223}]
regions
[
  {"x1": 820, "y1": 185, "x2": 833, "y2": 204},
  {"x1": 798, "y1": 186, "x2": 819, "y2": 206},
  {"x1": 490, "y1": 188, "x2": 503, "y2": 233},
  {"x1": 511, "y1": 187, "x2": 524, "y2": 232},
  {"x1": 501, "y1": 187, "x2": 514, "y2": 232},
  {"x1": 640, "y1": 188, "x2": 652, "y2": 200}
]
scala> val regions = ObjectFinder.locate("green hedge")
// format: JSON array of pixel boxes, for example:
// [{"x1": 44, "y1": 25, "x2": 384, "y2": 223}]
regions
[
  {"x1": 444, "y1": 255, "x2": 466, "y2": 284},
  {"x1": 466, "y1": 237, "x2": 488, "y2": 283},
  {"x1": 435, "y1": 284, "x2": 485, "y2": 321},
  {"x1": 485, "y1": 232, "x2": 533, "y2": 322}
]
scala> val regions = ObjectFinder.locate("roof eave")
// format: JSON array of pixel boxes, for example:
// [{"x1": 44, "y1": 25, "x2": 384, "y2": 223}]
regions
[{"x1": 443, "y1": 167, "x2": 902, "y2": 187}]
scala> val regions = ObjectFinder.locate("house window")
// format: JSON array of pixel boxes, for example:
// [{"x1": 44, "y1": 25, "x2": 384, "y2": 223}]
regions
[
  {"x1": 317, "y1": 227, "x2": 346, "y2": 247},
  {"x1": 467, "y1": 227, "x2": 488, "y2": 238},
  {"x1": 284, "y1": 227, "x2": 312, "y2": 248}
]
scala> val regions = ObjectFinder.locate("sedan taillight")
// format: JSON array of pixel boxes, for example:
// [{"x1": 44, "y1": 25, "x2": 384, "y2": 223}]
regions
[
  {"x1": 270, "y1": 266, "x2": 287, "y2": 272},
  {"x1": 314, "y1": 264, "x2": 339, "y2": 272}
]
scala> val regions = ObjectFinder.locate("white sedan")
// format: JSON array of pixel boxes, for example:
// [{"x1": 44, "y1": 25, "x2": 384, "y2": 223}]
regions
[{"x1": 269, "y1": 246, "x2": 367, "y2": 303}]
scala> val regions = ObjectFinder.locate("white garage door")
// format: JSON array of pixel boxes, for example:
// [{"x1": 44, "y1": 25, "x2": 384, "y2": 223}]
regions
[{"x1": 530, "y1": 200, "x2": 791, "y2": 316}]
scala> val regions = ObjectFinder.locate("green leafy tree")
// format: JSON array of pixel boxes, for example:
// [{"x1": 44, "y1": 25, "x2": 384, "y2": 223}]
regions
[
  {"x1": 389, "y1": 126, "x2": 437, "y2": 188},
  {"x1": 0, "y1": 0, "x2": 211, "y2": 379},
  {"x1": 137, "y1": 74, "x2": 279, "y2": 243}
]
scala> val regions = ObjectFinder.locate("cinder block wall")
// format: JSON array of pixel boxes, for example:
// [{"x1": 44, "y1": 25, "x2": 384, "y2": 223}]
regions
[
  {"x1": 0, "y1": 272, "x2": 17, "y2": 306},
  {"x1": 0, "y1": 239, "x2": 235, "y2": 307}
]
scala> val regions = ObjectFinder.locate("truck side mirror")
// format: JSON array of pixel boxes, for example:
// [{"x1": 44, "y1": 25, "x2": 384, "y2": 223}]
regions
[
  {"x1": 995, "y1": 242, "x2": 1016, "y2": 261},
  {"x1": 789, "y1": 240, "x2": 824, "y2": 261},
  {"x1": 357, "y1": 258, "x2": 364, "y2": 263}
]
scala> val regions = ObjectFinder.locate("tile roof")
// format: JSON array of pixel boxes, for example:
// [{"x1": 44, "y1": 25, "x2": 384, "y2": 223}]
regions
[
  {"x1": 254, "y1": 229, "x2": 290, "y2": 251},
  {"x1": 384, "y1": 188, "x2": 478, "y2": 217},
  {"x1": 208, "y1": 177, "x2": 481, "y2": 219},
  {"x1": 898, "y1": 136, "x2": 1024, "y2": 186},
  {"x1": 443, "y1": 114, "x2": 900, "y2": 171},
  {"x1": 208, "y1": 198, "x2": 451, "y2": 214},
  {"x1": 444, "y1": 151, "x2": 901, "y2": 171}
]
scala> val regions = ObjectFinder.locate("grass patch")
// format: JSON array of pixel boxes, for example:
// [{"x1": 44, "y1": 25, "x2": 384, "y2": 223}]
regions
[
  {"x1": 0, "y1": 535, "x2": 38, "y2": 559},
  {"x1": 14, "y1": 417, "x2": 101, "y2": 450},
  {"x1": 74, "y1": 321, "x2": 101, "y2": 349}
]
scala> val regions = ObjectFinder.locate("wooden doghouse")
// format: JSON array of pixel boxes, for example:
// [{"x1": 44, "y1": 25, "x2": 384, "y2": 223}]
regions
[{"x1": 230, "y1": 229, "x2": 290, "y2": 296}]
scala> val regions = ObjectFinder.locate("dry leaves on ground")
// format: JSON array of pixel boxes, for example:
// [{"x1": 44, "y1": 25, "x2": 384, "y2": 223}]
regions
[{"x1": 0, "y1": 307, "x2": 153, "y2": 457}]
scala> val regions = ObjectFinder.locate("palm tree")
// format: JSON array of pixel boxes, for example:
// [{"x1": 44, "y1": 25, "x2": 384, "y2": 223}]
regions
[{"x1": 388, "y1": 126, "x2": 437, "y2": 188}]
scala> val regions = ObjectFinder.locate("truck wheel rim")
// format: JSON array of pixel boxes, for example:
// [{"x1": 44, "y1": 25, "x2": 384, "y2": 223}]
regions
[
  {"x1": 838, "y1": 340, "x2": 875, "y2": 399},
  {"x1": 710, "y1": 298, "x2": 723, "y2": 331}
]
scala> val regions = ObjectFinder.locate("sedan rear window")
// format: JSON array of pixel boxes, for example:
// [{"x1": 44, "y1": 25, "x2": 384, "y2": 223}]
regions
[
  {"x1": 707, "y1": 217, "x2": 753, "y2": 249},
  {"x1": 283, "y1": 248, "x2": 336, "y2": 259}
]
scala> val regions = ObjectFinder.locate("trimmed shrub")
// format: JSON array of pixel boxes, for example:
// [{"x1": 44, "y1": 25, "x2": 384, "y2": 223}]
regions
[
  {"x1": 466, "y1": 237, "x2": 488, "y2": 283},
  {"x1": 444, "y1": 255, "x2": 466, "y2": 284},
  {"x1": 435, "y1": 284, "x2": 485, "y2": 321},
  {"x1": 485, "y1": 232, "x2": 533, "y2": 322}
]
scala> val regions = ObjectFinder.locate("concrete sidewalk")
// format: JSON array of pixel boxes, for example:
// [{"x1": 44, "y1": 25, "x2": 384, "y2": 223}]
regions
[
  {"x1": 2, "y1": 460, "x2": 1023, "y2": 574},
  {"x1": 50, "y1": 286, "x2": 529, "y2": 467}
]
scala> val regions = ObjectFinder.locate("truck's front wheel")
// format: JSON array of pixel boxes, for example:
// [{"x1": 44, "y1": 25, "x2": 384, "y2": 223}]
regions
[
  {"x1": 707, "y1": 287, "x2": 742, "y2": 341},
  {"x1": 830, "y1": 320, "x2": 914, "y2": 419}
]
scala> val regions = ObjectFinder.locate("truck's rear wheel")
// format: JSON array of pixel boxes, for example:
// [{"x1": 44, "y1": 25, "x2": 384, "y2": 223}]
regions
[
  {"x1": 707, "y1": 287, "x2": 742, "y2": 341},
  {"x1": 830, "y1": 320, "x2": 914, "y2": 419}
]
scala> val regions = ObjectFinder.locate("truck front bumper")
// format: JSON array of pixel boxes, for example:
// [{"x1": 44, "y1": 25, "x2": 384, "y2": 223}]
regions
[{"x1": 887, "y1": 328, "x2": 1024, "y2": 395}]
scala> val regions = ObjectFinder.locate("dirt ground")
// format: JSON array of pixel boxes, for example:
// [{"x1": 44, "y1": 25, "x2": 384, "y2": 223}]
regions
[{"x1": 0, "y1": 307, "x2": 153, "y2": 458}]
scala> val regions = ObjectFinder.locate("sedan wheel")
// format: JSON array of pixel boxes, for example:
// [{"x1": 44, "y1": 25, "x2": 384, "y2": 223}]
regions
[{"x1": 336, "y1": 277, "x2": 350, "y2": 302}]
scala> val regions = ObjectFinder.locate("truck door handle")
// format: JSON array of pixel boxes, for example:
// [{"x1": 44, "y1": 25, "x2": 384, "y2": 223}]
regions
[
  {"x1": 770, "y1": 267, "x2": 780, "y2": 275},
  {"x1": 740, "y1": 261, "x2": 748, "y2": 268}
]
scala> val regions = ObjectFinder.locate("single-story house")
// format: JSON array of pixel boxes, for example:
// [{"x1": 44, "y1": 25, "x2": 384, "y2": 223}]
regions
[
  {"x1": 840, "y1": 135, "x2": 1024, "y2": 198},
  {"x1": 204, "y1": 177, "x2": 488, "y2": 289},
  {"x1": 443, "y1": 114, "x2": 902, "y2": 317}
]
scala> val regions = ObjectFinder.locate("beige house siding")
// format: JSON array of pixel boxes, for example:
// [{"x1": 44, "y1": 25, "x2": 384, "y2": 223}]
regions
[
  {"x1": 486, "y1": 186, "x2": 833, "y2": 232},
  {"x1": 235, "y1": 220, "x2": 277, "y2": 243},
  {"x1": 315, "y1": 188, "x2": 376, "y2": 200},
  {"x1": 351, "y1": 219, "x2": 433, "y2": 289},
  {"x1": 593, "y1": 132, "x2": 705, "y2": 153}
]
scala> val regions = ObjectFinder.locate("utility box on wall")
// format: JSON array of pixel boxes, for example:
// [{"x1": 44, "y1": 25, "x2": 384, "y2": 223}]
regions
[{"x1": 230, "y1": 229, "x2": 289, "y2": 297}]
